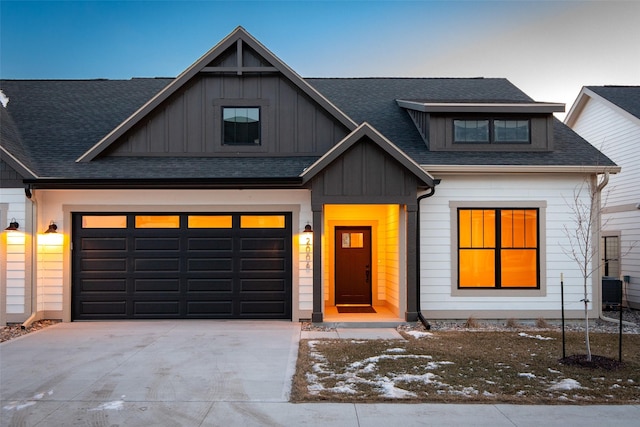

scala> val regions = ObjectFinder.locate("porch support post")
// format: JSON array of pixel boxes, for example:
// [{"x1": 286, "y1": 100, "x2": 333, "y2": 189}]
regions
[
  {"x1": 311, "y1": 207, "x2": 323, "y2": 322},
  {"x1": 405, "y1": 206, "x2": 418, "y2": 321}
]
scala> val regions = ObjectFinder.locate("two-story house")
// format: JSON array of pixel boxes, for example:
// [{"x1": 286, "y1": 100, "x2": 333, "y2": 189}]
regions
[
  {"x1": 566, "y1": 86, "x2": 640, "y2": 310},
  {"x1": 1, "y1": 27, "x2": 618, "y2": 326}
]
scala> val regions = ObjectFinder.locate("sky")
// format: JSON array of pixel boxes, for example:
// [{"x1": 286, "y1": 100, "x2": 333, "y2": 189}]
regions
[{"x1": 1, "y1": 0, "x2": 639, "y2": 118}]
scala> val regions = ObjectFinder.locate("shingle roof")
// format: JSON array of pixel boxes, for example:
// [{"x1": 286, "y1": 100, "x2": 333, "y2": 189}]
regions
[
  {"x1": 0, "y1": 102, "x2": 34, "y2": 176},
  {"x1": 587, "y1": 86, "x2": 640, "y2": 120},
  {"x1": 0, "y1": 77, "x2": 616, "y2": 182},
  {"x1": 308, "y1": 78, "x2": 615, "y2": 167},
  {"x1": 0, "y1": 79, "x2": 172, "y2": 176}
]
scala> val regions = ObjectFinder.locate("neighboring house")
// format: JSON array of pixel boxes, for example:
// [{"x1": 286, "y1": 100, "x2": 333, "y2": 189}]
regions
[
  {"x1": 566, "y1": 86, "x2": 640, "y2": 309},
  {"x1": 0, "y1": 27, "x2": 619, "y2": 325}
]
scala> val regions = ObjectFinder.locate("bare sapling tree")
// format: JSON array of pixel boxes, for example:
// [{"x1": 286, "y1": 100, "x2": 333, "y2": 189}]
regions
[{"x1": 561, "y1": 173, "x2": 609, "y2": 361}]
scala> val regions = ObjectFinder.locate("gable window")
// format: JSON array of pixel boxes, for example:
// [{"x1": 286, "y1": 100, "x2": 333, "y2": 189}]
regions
[
  {"x1": 454, "y1": 119, "x2": 530, "y2": 144},
  {"x1": 223, "y1": 107, "x2": 260, "y2": 145},
  {"x1": 458, "y1": 207, "x2": 539, "y2": 288}
]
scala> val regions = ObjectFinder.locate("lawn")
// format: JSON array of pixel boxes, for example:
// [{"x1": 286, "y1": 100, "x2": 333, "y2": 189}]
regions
[{"x1": 291, "y1": 328, "x2": 640, "y2": 404}]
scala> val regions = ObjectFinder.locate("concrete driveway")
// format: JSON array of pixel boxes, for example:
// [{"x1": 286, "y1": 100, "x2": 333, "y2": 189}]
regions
[
  {"x1": 2, "y1": 321, "x2": 640, "y2": 427},
  {"x1": 1, "y1": 320, "x2": 302, "y2": 426}
]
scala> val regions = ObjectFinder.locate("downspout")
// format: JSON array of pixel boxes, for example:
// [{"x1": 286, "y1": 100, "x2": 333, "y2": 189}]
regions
[
  {"x1": 594, "y1": 173, "x2": 634, "y2": 326},
  {"x1": 416, "y1": 179, "x2": 441, "y2": 330},
  {"x1": 21, "y1": 186, "x2": 38, "y2": 329}
]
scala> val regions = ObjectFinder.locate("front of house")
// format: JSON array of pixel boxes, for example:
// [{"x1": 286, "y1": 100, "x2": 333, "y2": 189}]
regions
[{"x1": 0, "y1": 27, "x2": 619, "y2": 325}]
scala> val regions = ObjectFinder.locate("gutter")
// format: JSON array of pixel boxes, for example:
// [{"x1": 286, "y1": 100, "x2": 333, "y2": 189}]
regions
[
  {"x1": 415, "y1": 179, "x2": 441, "y2": 330},
  {"x1": 22, "y1": 177, "x2": 304, "y2": 190}
]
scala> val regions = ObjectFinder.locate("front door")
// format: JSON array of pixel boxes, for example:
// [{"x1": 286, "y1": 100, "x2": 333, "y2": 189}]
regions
[{"x1": 335, "y1": 227, "x2": 372, "y2": 305}]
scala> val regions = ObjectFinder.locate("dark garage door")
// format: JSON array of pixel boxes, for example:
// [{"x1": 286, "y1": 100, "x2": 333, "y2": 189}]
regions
[{"x1": 72, "y1": 213, "x2": 291, "y2": 320}]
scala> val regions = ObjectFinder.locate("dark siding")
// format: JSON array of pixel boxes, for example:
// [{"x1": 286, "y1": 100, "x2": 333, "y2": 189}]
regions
[
  {"x1": 311, "y1": 138, "x2": 418, "y2": 206},
  {"x1": 111, "y1": 74, "x2": 348, "y2": 157},
  {"x1": 0, "y1": 158, "x2": 25, "y2": 188},
  {"x1": 427, "y1": 115, "x2": 553, "y2": 152},
  {"x1": 109, "y1": 43, "x2": 350, "y2": 157}
]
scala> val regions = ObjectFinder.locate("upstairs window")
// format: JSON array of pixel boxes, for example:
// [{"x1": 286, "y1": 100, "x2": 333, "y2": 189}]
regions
[
  {"x1": 223, "y1": 107, "x2": 260, "y2": 145},
  {"x1": 454, "y1": 120, "x2": 489, "y2": 143},
  {"x1": 454, "y1": 119, "x2": 530, "y2": 144},
  {"x1": 494, "y1": 120, "x2": 529, "y2": 142}
]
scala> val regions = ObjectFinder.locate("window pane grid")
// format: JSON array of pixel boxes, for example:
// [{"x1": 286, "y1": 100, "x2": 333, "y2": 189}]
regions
[
  {"x1": 454, "y1": 119, "x2": 530, "y2": 144},
  {"x1": 459, "y1": 208, "x2": 538, "y2": 289}
]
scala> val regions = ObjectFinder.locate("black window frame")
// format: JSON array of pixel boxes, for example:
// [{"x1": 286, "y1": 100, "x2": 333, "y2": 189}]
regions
[
  {"x1": 222, "y1": 106, "x2": 261, "y2": 146},
  {"x1": 453, "y1": 118, "x2": 531, "y2": 145},
  {"x1": 457, "y1": 207, "x2": 540, "y2": 289}
]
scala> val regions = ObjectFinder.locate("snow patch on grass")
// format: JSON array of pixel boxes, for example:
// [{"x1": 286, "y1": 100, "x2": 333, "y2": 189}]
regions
[
  {"x1": 518, "y1": 332, "x2": 554, "y2": 341},
  {"x1": 518, "y1": 372, "x2": 536, "y2": 379},
  {"x1": 406, "y1": 330, "x2": 434, "y2": 339},
  {"x1": 548, "y1": 379, "x2": 582, "y2": 391}
]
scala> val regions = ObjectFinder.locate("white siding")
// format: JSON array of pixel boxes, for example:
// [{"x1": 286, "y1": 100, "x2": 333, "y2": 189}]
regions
[
  {"x1": 1, "y1": 189, "x2": 28, "y2": 319},
  {"x1": 604, "y1": 210, "x2": 640, "y2": 308},
  {"x1": 570, "y1": 96, "x2": 640, "y2": 308},
  {"x1": 420, "y1": 174, "x2": 595, "y2": 319},
  {"x1": 571, "y1": 98, "x2": 640, "y2": 207}
]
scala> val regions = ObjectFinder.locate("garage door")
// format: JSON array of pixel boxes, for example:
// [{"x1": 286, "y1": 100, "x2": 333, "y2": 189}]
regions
[{"x1": 72, "y1": 213, "x2": 291, "y2": 320}]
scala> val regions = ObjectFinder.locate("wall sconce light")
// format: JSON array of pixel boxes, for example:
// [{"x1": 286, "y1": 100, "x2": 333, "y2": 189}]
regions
[
  {"x1": 4, "y1": 218, "x2": 19, "y2": 231},
  {"x1": 44, "y1": 220, "x2": 58, "y2": 233},
  {"x1": 303, "y1": 223, "x2": 313, "y2": 233}
]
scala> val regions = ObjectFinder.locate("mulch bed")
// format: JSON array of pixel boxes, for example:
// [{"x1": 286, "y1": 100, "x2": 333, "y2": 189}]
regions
[{"x1": 560, "y1": 354, "x2": 624, "y2": 370}]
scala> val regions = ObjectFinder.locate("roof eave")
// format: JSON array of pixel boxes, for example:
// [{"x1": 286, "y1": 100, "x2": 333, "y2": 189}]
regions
[
  {"x1": 0, "y1": 146, "x2": 38, "y2": 179},
  {"x1": 397, "y1": 100, "x2": 565, "y2": 114},
  {"x1": 422, "y1": 164, "x2": 621, "y2": 174},
  {"x1": 23, "y1": 177, "x2": 304, "y2": 190}
]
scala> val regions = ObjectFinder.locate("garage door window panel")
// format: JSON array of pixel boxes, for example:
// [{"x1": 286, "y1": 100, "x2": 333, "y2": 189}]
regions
[
  {"x1": 82, "y1": 215, "x2": 127, "y2": 228},
  {"x1": 135, "y1": 215, "x2": 180, "y2": 228},
  {"x1": 188, "y1": 215, "x2": 233, "y2": 228},
  {"x1": 240, "y1": 215, "x2": 285, "y2": 228}
]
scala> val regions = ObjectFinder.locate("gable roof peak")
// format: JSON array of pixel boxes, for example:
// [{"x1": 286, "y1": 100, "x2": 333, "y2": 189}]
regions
[
  {"x1": 75, "y1": 26, "x2": 356, "y2": 163},
  {"x1": 301, "y1": 121, "x2": 435, "y2": 188}
]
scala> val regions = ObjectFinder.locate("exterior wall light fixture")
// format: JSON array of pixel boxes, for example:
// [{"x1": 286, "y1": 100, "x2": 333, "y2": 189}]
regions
[
  {"x1": 4, "y1": 218, "x2": 19, "y2": 231},
  {"x1": 303, "y1": 223, "x2": 313, "y2": 233},
  {"x1": 44, "y1": 220, "x2": 58, "y2": 233}
]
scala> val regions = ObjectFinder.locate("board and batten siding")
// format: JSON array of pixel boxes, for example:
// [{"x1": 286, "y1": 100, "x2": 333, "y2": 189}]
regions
[
  {"x1": 419, "y1": 174, "x2": 596, "y2": 319},
  {"x1": 33, "y1": 188, "x2": 312, "y2": 321},
  {"x1": 110, "y1": 74, "x2": 349, "y2": 156},
  {"x1": 570, "y1": 96, "x2": 640, "y2": 309}
]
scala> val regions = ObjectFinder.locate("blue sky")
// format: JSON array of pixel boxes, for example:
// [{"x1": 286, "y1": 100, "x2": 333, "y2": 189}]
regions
[{"x1": 1, "y1": 1, "x2": 639, "y2": 116}]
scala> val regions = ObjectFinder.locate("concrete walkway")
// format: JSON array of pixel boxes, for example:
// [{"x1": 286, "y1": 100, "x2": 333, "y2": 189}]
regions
[{"x1": 1, "y1": 321, "x2": 638, "y2": 426}]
